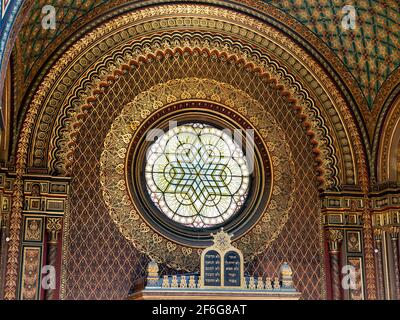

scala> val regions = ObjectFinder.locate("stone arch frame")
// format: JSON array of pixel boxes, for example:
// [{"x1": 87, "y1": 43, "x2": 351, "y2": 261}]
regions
[{"x1": 3, "y1": 2, "x2": 375, "y2": 299}]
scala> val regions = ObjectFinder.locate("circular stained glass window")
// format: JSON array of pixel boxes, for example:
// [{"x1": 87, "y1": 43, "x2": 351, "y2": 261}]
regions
[{"x1": 145, "y1": 123, "x2": 250, "y2": 228}]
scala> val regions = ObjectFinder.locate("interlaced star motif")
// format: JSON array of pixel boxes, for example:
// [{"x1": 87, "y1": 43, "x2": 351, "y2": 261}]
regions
[
  {"x1": 145, "y1": 123, "x2": 250, "y2": 228},
  {"x1": 212, "y1": 228, "x2": 233, "y2": 251}
]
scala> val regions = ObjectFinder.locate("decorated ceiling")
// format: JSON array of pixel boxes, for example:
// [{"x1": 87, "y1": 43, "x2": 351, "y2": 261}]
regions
[
  {"x1": 13, "y1": 1, "x2": 399, "y2": 115},
  {"x1": 268, "y1": 0, "x2": 399, "y2": 110},
  {"x1": 0, "y1": 0, "x2": 397, "y2": 178}
]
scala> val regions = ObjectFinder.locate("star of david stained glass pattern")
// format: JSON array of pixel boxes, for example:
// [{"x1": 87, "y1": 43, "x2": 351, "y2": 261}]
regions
[{"x1": 145, "y1": 123, "x2": 250, "y2": 228}]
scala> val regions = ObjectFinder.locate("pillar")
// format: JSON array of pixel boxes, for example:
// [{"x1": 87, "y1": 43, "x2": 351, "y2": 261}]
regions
[
  {"x1": 373, "y1": 229, "x2": 385, "y2": 299},
  {"x1": 45, "y1": 217, "x2": 62, "y2": 300},
  {"x1": 327, "y1": 229, "x2": 343, "y2": 300},
  {"x1": 389, "y1": 227, "x2": 400, "y2": 300},
  {"x1": 0, "y1": 212, "x2": 8, "y2": 299}
]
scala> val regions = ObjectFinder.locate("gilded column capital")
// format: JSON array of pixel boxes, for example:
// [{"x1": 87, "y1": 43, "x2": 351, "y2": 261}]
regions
[
  {"x1": 327, "y1": 229, "x2": 343, "y2": 253},
  {"x1": 389, "y1": 227, "x2": 399, "y2": 240},
  {"x1": 46, "y1": 217, "x2": 62, "y2": 244},
  {"x1": 381, "y1": 226, "x2": 400, "y2": 239},
  {"x1": 373, "y1": 228, "x2": 383, "y2": 241},
  {"x1": 328, "y1": 229, "x2": 344, "y2": 242},
  {"x1": 0, "y1": 212, "x2": 8, "y2": 227}
]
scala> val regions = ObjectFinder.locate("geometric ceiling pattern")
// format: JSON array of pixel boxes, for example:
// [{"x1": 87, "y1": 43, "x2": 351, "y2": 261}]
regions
[
  {"x1": 265, "y1": 0, "x2": 400, "y2": 108},
  {"x1": 16, "y1": 0, "x2": 400, "y2": 111},
  {"x1": 17, "y1": 0, "x2": 105, "y2": 80}
]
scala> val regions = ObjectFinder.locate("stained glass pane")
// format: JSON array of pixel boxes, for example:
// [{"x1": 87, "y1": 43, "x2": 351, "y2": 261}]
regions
[{"x1": 145, "y1": 123, "x2": 250, "y2": 228}]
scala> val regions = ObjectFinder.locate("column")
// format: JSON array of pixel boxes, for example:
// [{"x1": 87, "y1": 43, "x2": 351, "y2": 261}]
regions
[
  {"x1": 390, "y1": 227, "x2": 400, "y2": 300},
  {"x1": 0, "y1": 213, "x2": 8, "y2": 299},
  {"x1": 45, "y1": 217, "x2": 62, "y2": 300},
  {"x1": 373, "y1": 229, "x2": 385, "y2": 299},
  {"x1": 327, "y1": 229, "x2": 343, "y2": 300}
]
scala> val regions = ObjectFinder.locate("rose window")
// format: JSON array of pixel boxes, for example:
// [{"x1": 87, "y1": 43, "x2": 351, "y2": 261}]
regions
[{"x1": 145, "y1": 123, "x2": 250, "y2": 228}]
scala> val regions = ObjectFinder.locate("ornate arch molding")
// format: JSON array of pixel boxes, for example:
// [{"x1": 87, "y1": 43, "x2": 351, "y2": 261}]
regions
[
  {"x1": 376, "y1": 91, "x2": 400, "y2": 183},
  {"x1": 50, "y1": 37, "x2": 341, "y2": 190},
  {"x1": 22, "y1": 5, "x2": 362, "y2": 190},
  {"x1": 11, "y1": 0, "x2": 370, "y2": 171},
  {"x1": 373, "y1": 71, "x2": 400, "y2": 183},
  {"x1": 0, "y1": 0, "x2": 33, "y2": 98},
  {"x1": 5, "y1": 3, "x2": 372, "y2": 299}
]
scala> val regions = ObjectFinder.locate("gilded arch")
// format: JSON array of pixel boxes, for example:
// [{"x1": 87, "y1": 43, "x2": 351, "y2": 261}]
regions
[
  {"x1": 23, "y1": 5, "x2": 362, "y2": 189},
  {"x1": 373, "y1": 67, "x2": 400, "y2": 183},
  {"x1": 3, "y1": 2, "x2": 376, "y2": 300},
  {"x1": 376, "y1": 92, "x2": 400, "y2": 183}
]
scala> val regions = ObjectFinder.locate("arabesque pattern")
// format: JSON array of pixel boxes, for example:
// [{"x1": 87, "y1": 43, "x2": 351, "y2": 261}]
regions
[
  {"x1": 266, "y1": 0, "x2": 400, "y2": 107},
  {"x1": 146, "y1": 123, "x2": 250, "y2": 228},
  {"x1": 16, "y1": 0, "x2": 399, "y2": 109},
  {"x1": 63, "y1": 54, "x2": 322, "y2": 300}
]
